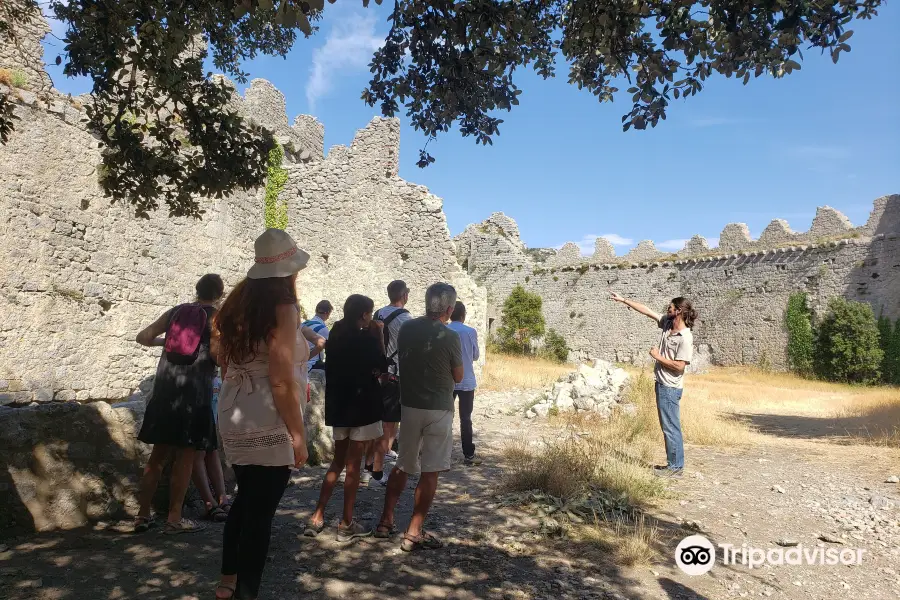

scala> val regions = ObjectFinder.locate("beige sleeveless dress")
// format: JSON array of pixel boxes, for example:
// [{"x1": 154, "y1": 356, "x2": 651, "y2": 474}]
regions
[{"x1": 218, "y1": 322, "x2": 310, "y2": 467}]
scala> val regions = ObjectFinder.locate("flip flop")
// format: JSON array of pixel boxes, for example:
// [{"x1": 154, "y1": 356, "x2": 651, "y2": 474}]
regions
[{"x1": 214, "y1": 581, "x2": 236, "y2": 599}]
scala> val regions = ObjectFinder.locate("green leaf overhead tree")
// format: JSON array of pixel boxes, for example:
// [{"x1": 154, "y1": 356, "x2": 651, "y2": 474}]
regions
[{"x1": 0, "y1": 0, "x2": 885, "y2": 216}]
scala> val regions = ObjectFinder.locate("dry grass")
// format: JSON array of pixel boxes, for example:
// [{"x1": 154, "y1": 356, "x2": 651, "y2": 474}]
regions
[
  {"x1": 685, "y1": 367, "x2": 900, "y2": 447},
  {"x1": 498, "y1": 358, "x2": 900, "y2": 560},
  {"x1": 569, "y1": 513, "x2": 660, "y2": 566},
  {"x1": 480, "y1": 352, "x2": 574, "y2": 392},
  {"x1": 501, "y1": 372, "x2": 669, "y2": 561},
  {"x1": 618, "y1": 368, "x2": 755, "y2": 448},
  {"x1": 0, "y1": 68, "x2": 11, "y2": 87}
]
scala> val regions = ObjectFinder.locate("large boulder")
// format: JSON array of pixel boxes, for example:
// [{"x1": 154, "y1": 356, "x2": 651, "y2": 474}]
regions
[{"x1": 0, "y1": 400, "x2": 149, "y2": 533}]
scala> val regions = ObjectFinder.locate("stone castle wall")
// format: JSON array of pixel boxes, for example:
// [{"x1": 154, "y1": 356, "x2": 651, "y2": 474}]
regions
[
  {"x1": 455, "y1": 196, "x2": 900, "y2": 369},
  {"x1": 0, "y1": 35, "x2": 485, "y2": 406},
  {"x1": 0, "y1": 1, "x2": 52, "y2": 92}
]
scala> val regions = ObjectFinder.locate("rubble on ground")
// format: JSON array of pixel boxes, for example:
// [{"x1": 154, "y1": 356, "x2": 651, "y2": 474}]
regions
[{"x1": 525, "y1": 360, "x2": 633, "y2": 419}]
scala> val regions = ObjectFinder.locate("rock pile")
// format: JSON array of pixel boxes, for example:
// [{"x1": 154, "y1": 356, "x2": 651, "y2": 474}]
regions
[{"x1": 525, "y1": 360, "x2": 633, "y2": 419}]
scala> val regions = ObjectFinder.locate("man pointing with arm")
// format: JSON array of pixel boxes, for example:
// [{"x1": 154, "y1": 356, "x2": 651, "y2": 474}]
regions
[{"x1": 610, "y1": 292, "x2": 698, "y2": 478}]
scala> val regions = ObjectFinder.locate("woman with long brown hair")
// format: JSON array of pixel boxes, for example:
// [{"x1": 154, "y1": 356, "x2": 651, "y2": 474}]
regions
[{"x1": 213, "y1": 229, "x2": 311, "y2": 600}]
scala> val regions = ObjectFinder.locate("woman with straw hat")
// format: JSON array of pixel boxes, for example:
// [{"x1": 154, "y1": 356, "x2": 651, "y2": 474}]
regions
[{"x1": 213, "y1": 229, "x2": 311, "y2": 600}]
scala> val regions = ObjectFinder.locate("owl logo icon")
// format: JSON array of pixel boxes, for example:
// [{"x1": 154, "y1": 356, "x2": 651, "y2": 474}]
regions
[{"x1": 675, "y1": 535, "x2": 716, "y2": 576}]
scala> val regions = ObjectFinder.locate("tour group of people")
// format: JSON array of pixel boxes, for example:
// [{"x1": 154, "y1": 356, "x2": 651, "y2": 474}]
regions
[
  {"x1": 132, "y1": 228, "x2": 696, "y2": 600},
  {"x1": 132, "y1": 229, "x2": 485, "y2": 600}
]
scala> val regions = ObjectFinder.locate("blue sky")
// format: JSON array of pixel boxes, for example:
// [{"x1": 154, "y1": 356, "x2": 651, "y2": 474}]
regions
[{"x1": 42, "y1": 4, "x2": 899, "y2": 254}]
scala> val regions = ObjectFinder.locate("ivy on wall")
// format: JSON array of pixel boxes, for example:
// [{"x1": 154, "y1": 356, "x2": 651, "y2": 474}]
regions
[{"x1": 264, "y1": 143, "x2": 288, "y2": 230}]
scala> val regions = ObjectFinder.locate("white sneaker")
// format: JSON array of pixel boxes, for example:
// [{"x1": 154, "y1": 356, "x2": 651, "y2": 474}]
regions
[
  {"x1": 384, "y1": 450, "x2": 398, "y2": 461},
  {"x1": 360, "y1": 470, "x2": 371, "y2": 485}
]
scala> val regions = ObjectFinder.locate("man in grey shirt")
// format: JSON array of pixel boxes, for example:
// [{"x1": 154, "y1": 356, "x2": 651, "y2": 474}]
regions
[
  {"x1": 377, "y1": 283, "x2": 463, "y2": 551},
  {"x1": 611, "y1": 292, "x2": 697, "y2": 478}
]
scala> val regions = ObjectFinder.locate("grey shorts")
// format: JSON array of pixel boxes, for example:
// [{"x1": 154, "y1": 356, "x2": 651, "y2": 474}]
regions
[{"x1": 394, "y1": 407, "x2": 453, "y2": 474}]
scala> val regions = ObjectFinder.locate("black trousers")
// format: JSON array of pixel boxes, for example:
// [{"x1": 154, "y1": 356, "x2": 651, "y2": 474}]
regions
[
  {"x1": 453, "y1": 389, "x2": 476, "y2": 458},
  {"x1": 221, "y1": 464, "x2": 290, "y2": 599}
]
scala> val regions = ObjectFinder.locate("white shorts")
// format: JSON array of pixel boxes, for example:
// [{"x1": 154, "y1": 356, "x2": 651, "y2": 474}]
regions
[
  {"x1": 395, "y1": 407, "x2": 453, "y2": 474},
  {"x1": 332, "y1": 421, "x2": 383, "y2": 442}
]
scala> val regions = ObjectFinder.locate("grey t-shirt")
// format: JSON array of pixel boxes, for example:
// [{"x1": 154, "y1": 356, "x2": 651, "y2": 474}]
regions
[
  {"x1": 397, "y1": 317, "x2": 462, "y2": 411},
  {"x1": 655, "y1": 316, "x2": 694, "y2": 389},
  {"x1": 376, "y1": 305, "x2": 413, "y2": 375}
]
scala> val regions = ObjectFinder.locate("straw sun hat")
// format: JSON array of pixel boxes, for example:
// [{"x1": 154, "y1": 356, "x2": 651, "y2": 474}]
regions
[{"x1": 246, "y1": 229, "x2": 310, "y2": 280}]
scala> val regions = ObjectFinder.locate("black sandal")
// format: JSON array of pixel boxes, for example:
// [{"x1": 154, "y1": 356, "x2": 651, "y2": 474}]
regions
[
  {"x1": 133, "y1": 515, "x2": 156, "y2": 533},
  {"x1": 374, "y1": 522, "x2": 396, "y2": 539},
  {"x1": 207, "y1": 506, "x2": 228, "y2": 522}
]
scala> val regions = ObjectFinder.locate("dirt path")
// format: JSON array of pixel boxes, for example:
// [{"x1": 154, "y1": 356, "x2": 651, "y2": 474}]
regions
[{"x1": 2, "y1": 390, "x2": 899, "y2": 600}]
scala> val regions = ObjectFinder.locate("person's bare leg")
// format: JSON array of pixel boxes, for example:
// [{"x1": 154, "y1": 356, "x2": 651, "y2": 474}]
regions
[
  {"x1": 191, "y1": 451, "x2": 216, "y2": 510},
  {"x1": 384, "y1": 422, "x2": 398, "y2": 454},
  {"x1": 373, "y1": 436, "x2": 388, "y2": 474},
  {"x1": 137, "y1": 444, "x2": 172, "y2": 518},
  {"x1": 378, "y1": 466, "x2": 408, "y2": 529},
  {"x1": 373, "y1": 422, "x2": 397, "y2": 473},
  {"x1": 167, "y1": 448, "x2": 197, "y2": 523},
  {"x1": 311, "y1": 439, "x2": 349, "y2": 526},
  {"x1": 406, "y1": 471, "x2": 439, "y2": 538},
  {"x1": 341, "y1": 440, "x2": 367, "y2": 526},
  {"x1": 205, "y1": 450, "x2": 228, "y2": 506},
  {"x1": 363, "y1": 440, "x2": 375, "y2": 469}
]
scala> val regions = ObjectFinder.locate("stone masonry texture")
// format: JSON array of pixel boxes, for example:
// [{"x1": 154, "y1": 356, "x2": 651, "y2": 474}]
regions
[
  {"x1": 456, "y1": 195, "x2": 900, "y2": 370},
  {"x1": 0, "y1": 12, "x2": 486, "y2": 406}
]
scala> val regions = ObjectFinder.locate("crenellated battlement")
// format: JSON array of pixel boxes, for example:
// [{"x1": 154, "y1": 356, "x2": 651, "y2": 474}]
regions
[
  {"x1": 455, "y1": 195, "x2": 899, "y2": 369},
  {"x1": 472, "y1": 196, "x2": 898, "y2": 268}
]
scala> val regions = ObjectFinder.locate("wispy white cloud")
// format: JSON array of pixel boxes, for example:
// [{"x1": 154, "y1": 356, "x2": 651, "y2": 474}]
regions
[
  {"x1": 707, "y1": 237, "x2": 720, "y2": 248},
  {"x1": 555, "y1": 233, "x2": 634, "y2": 256},
  {"x1": 600, "y1": 233, "x2": 633, "y2": 246},
  {"x1": 657, "y1": 238, "x2": 688, "y2": 251},
  {"x1": 306, "y1": 13, "x2": 383, "y2": 111}
]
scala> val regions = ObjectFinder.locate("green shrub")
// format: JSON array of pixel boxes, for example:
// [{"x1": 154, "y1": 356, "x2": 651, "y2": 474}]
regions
[
  {"x1": 11, "y1": 70, "x2": 28, "y2": 89},
  {"x1": 497, "y1": 285, "x2": 545, "y2": 354},
  {"x1": 785, "y1": 292, "x2": 815, "y2": 377},
  {"x1": 264, "y1": 143, "x2": 288, "y2": 229},
  {"x1": 877, "y1": 314, "x2": 900, "y2": 385},
  {"x1": 539, "y1": 329, "x2": 569, "y2": 363},
  {"x1": 814, "y1": 297, "x2": 883, "y2": 384}
]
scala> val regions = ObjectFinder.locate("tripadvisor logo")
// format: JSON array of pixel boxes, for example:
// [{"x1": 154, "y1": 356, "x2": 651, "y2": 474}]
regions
[
  {"x1": 675, "y1": 535, "x2": 716, "y2": 576},
  {"x1": 675, "y1": 534, "x2": 866, "y2": 575}
]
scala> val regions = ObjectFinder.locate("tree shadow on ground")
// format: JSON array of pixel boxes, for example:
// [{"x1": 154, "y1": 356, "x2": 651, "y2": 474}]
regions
[
  {"x1": 0, "y1": 398, "x2": 146, "y2": 537},
  {"x1": 732, "y1": 402, "x2": 900, "y2": 444},
  {"x1": 0, "y1": 452, "x2": 730, "y2": 600}
]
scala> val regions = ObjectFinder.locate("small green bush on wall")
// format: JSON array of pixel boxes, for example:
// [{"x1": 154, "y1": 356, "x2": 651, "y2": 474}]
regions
[
  {"x1": 785, "y1": 292, "x2": 815, "y2": 378},
  {"x1": 814, "y1": 297, "x2": 883, "y2": 385}
]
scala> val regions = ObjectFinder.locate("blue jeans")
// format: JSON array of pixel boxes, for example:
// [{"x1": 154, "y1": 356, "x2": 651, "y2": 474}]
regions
[{"x1": 655, "y1": 382, "x2": 684, "y2": 469}]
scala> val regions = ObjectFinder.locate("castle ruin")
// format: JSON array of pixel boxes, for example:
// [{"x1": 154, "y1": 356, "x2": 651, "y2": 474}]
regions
[
  {"x1": 0, "y1": 9, "x2": 486, "y2": 406},
  {"x1": 454, "y1": 196, "x2": 899, "y2": 369}
]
